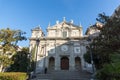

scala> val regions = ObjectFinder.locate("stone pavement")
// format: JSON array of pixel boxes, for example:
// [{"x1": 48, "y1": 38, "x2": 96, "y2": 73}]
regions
[{"x1": 31, "y1": 70, "x2": 92, "y2": 80}]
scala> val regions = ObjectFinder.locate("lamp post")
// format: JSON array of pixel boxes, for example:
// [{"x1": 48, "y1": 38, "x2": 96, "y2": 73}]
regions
[
  {"x1": 87, "y1": 37, "x2": 95, "y2": 80},
  {"x1": 89, "y1": 44, "x2": 95, "y2": 73},
  {"x1": 34, "y1": 37, "x2": 40, "y2": 74},
  {"x1": 44, "y1": 43, "x2": 47, "y2": 74},
  {"x1": 27, "y1": 53, "x2": 31, "y2": 79}
]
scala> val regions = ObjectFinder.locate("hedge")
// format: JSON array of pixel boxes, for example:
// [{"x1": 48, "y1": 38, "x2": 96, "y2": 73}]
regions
[{"x1": 0, "y1": 72, "x2": 27, "y2": 80}]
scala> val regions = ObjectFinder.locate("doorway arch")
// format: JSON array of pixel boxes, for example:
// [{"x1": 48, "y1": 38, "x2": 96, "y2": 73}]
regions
[
  {"x1": 75, "y1": 57, "x2": 81, "y2": 70},
  {"x1": 48, "y1": 57, "x2": 55, "y2": 70},
  {"x1": 61, "y1": 56, "x2": 69, "y2": 70}
]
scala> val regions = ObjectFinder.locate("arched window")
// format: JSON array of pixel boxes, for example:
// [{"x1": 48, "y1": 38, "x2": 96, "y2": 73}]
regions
[{"x1": 75, "y1": 57, "x2": 81, "y2": 70}]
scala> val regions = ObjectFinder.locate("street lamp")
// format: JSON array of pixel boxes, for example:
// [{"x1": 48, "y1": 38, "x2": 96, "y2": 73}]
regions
[
  {"x1": 34, "y1": 36, "x2": 40, "y2": 74},
  {"x1": 27, "y1": 53, "x2": 31, "y2": 79},
  {"x1": 27, "y1": 53, "x2": 31, "y2": 69},
  {"x1": 87, "y1": 37, "x2": 95, "y2": 80}
]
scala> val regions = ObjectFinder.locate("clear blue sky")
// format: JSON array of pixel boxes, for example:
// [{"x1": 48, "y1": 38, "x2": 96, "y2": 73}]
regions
[{"x1": 0, "y1": 0, "x2": 119, "y2": 47}]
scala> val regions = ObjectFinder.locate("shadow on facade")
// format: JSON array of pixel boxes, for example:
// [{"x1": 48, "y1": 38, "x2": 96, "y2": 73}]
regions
[{"x1": 32, "y1": 40, "x2": 91, "y2": 74}]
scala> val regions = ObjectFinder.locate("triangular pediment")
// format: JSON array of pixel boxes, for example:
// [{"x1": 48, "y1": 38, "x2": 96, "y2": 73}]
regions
[{"x1": 47, "y1": 21, "x2": 81, "y2": 30}]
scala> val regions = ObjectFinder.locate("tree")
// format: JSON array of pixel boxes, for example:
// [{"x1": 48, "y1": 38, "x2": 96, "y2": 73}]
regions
[
  {"x1": 96, "y1": 53, "x2": 120, "y2": 80},
  {"x1": 84, "y1": 12, "x2": 120, "y2": 80},
  {"x1": 7, "y1": 47, "x2": 30, "y2": 72},
  {"x1": 0, "y1": 28, "x2": 26, "y2": 72},
  {"x1": 94, "y1": 13, "x2": 120, "y2": 69}
]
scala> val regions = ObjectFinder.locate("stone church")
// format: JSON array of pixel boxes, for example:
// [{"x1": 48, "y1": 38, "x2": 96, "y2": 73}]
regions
[{"x1": 29, "y1": 18, "x2": 100, "y2": 73}]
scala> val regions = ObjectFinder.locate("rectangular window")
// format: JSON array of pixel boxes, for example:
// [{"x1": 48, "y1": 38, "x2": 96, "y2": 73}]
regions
[{"x1": 63, "y1": 31, "x2": 67, "y2": 38}]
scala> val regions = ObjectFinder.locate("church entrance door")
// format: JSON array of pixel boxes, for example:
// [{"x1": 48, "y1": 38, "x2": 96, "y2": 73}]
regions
[{"x1": 61, "y1": 56, "x2": 69, "y2": 70}]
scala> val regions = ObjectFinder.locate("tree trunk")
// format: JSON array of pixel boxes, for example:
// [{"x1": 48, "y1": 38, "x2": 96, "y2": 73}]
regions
[{"x1": 0, "y1": 65, "x2": 3, "y2": 72}]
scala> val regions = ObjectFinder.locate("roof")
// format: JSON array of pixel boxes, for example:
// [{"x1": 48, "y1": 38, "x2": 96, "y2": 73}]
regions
[
  {"x1": 47, "y1": 20, "x2": 82, "y2": 30},
  {"x1": 31, "y1": 26, "x2": 43, "y2": 31},
  {"x1": 85, "y1": 22, "x2": 103, "y2": 35}
]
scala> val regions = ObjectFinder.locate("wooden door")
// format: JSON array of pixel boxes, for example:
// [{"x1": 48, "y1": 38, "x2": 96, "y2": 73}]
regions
[{"x1": 61, "y1": 57, "x2": 69, "y2": 70}]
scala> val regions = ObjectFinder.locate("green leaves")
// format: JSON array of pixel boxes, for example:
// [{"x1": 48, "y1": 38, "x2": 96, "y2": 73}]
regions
[
  {"x1": 94, "y1": 13, "x2": 120, "y2": 65},
  {"x1": 0, "y1": 28, "x2": 27, "y2": 54},
  {"x1": 84, "y1": 12, "x2": 120, "y2": 80},
  {"x1": 0, "y1": 28, "x2": 27, "y2": 72},
  {"x1": 96, "y1": 54, "x2": 120, "y2": 80},
  {"x1": 96, "y1": 12, "x2": 109, "y2": 24},
  {"x1": 0, "y1": 28, "x2": 27, "y2": 46},
  {"x1": 7, "y1": 47, "x2": 30, "y2": 72},
  {"x1": 0, "y1": 55, "x2": 13, "y2": 68},
  {"x1": 95, "y1": 13, "x2": 120, "y2": 79}
]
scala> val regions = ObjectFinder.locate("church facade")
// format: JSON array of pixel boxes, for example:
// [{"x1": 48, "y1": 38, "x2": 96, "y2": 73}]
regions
[{"x1": 29, "y1": 18, "x2": 94, "y2": 73}]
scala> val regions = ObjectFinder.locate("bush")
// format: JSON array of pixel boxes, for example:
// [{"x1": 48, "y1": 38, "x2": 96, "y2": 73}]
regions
[
  {"x1": 96, "y1": 54, "x2": 120, "y2": 80},
  {"x1": 0, "y1": 72, "x2": 27, "y2": 80}
]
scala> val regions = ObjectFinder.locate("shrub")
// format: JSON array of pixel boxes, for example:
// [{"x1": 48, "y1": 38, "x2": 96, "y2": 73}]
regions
[{"x1": 0, "y1": 72, "x2": 27, "y2": 80}]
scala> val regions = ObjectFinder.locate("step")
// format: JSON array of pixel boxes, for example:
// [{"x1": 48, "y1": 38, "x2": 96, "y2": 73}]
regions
[{"x1": 31, "y1": 70, "x2": 91, "y2": 80}]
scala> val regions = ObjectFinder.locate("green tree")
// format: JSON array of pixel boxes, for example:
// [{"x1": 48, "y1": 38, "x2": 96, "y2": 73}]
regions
[
  {"x1": 7, "y1": 47, "x2": 30, "y2": 72},
  {"x1": 0, "y1": 28, "x2": 26, "y2": 72},
  {"x1": 94, "y1": 13, "x2": 120, "y2": 69},
  {"x1": 84, "y1": 13, "x2": 120, "y2": 80}
]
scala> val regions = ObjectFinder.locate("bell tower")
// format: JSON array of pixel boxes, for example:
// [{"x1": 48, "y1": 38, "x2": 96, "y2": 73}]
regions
[{"x1": 31, "y1": 26, "x2": 44, "y2": 38}]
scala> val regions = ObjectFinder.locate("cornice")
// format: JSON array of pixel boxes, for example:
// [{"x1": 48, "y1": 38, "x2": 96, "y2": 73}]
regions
[{"x1": 29, "y1": 36, "x2": 88, "y2": 41}]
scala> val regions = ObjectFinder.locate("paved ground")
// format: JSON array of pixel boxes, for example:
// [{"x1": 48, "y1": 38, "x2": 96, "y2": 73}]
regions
[{"x1": 30, "y1": 70, "x2": 92, "y2": 80}]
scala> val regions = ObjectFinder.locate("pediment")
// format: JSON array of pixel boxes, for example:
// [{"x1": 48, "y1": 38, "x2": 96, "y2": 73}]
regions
[{"x1": 47, "y1": 21, "x2": 81, "y2": 30}]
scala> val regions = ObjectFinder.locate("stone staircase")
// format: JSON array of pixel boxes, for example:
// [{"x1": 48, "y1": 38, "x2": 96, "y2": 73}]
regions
[{"x1": 31, "y1": 70, "x2": 92, "y2": 80}]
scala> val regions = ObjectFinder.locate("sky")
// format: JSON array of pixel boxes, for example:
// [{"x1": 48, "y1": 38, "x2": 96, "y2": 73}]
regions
[{"x1": 0, "y1": 0, "x2": 120, "y2": 47}]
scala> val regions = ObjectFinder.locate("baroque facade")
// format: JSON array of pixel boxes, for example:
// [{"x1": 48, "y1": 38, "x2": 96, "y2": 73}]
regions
[{"x1": 29, "y1": 18, "x2": 96, "y2": 73}]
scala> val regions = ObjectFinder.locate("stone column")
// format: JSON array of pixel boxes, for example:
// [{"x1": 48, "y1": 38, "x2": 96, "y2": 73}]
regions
[
  {"x1": 69, "y1": 43, "x2": 75, "y2": 70},
  {"x1": 81, "y1": 45, "x2": 87, "y2": 70},
  {"x1": 54, "y1": 42, "x2": 60, "y2": 70},
  {"x1": 55, "y1": 55, "x2": 60, "y2": 70}
]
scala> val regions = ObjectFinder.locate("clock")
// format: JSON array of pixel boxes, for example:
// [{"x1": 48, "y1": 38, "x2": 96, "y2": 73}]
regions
[{"x1": 61, "y1": 45, "x2": 68, "y2": 51}]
